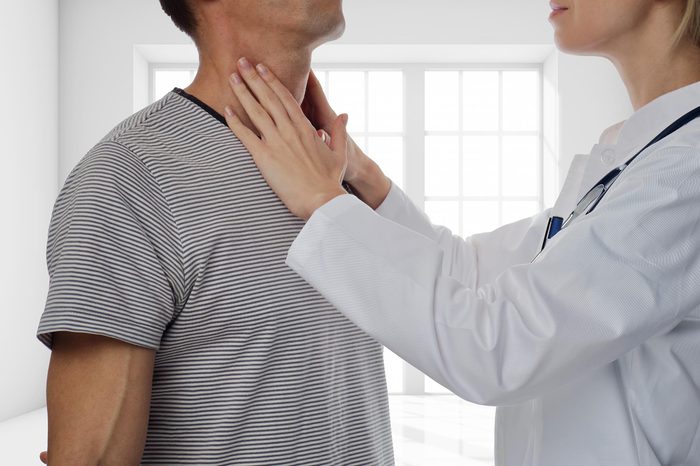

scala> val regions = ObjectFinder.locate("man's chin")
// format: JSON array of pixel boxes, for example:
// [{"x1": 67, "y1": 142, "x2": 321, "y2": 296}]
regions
[
  {"x1": 308, "y1": 17, "x2": 346, "y2": 49},
  {"x1": 328, "y1": 17, "x2": 346, "y2": 41}
]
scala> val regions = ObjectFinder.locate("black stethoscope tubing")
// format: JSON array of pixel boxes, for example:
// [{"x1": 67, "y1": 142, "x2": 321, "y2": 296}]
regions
[{"x1": 539, "y1": 105, "x2": 700, "y2": 254}]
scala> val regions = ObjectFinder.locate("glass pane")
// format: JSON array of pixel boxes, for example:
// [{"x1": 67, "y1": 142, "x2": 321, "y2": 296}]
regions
[
  {"x1": 463, "y1": 136, "x2": 499, "y2": 197},
  {"x1": 425, "y1": 71, "x2": 459, "y2": 131},
  {"x1": 502, "y1": 201, "x2": 540, "y2": 224},
  {"x1": 368, "y1": 137, "x2": 404, "y2": 190},
  {"x1": 463, "y1": 201, "x2": 499, "y2": 237},
  {"x1": 154, "y1": 70, "x2": 193, "y2": 101},
  {"x1": 502, "y1": 136, "x2": 539, "y2": 197},
  {"x1": 424, "y1": 201, "x2": 460, "y2": 235},
  {"x1": 384, "y1": 348, "x2": 403, "y2": 394},
  {"x1": 328, "y1": 71, "x2": 366, "y2": 132},
  {"x1": 463, "y1": 71, "x2": 499, "y2": 131},
  {"x1": 368, "y1": 71, "x2": 403, "y2": 132},
  {"x1": 425, "y1": 136, "x2": 460, "y2": 196},
  {"x1": 502, "y1": 70, "x2": 539, "y2": 131},
  {"x1": 425, "y1": 376, "x2": 452, "y2": 394}
]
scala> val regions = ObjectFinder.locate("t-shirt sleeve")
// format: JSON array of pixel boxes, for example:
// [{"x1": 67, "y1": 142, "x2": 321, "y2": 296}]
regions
[{"x1": 37, "y1": 141, "x2": 182, "y2": 350}]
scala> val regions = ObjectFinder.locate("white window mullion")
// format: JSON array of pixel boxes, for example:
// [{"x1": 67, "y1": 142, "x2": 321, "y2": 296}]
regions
[
  {"x1": 538, "y1": 67, "x2": 546, "y2": 211},
  {"x1": 498, "y1": 70, "x2": 505, "y2": 225},
  {"x1": 402, "y1": 64, "x2": 427, "y2": 395},
  {"x1": 404, "y1": 65, "x2": 426, "y2": 210},
  {"x1": 457, "y1": 71, "x2": 465, "y2": 237}
]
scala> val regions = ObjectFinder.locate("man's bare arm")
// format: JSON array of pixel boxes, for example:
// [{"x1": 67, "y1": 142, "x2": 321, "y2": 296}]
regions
[{"x1": 46, "y1": 332, "x2": 155, "y2": 466}]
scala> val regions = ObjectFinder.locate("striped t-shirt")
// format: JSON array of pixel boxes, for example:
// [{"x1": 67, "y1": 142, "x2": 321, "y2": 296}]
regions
[{"x1": 38, "y1": 89, "x2": 394, "y2": 465}]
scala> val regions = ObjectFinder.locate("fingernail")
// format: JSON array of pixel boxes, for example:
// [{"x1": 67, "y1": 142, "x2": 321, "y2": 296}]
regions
[
  {"x1": 341, "y1": 114, "x2": 349, "y2": 126},
  {"x1": 225, "y1": 106, "x2": 235, "y2": 118},
  {"x1": 230, "y1": 73, "x2": 242, "y2": 85},
  {"x1": 238, "y1": 57, "x2": 251, "y2": 69},
  {"x1": 256, "y1": 63, "x2": 269, "y2": 76}
]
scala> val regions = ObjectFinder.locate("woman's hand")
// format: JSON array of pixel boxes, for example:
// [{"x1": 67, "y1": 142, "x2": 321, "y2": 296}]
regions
[
  {"x1": 224, "y1": 58, "x2": 349, "y2": 221},
  {"x1": 301, "y1": 71, "x2": 392, "y2": 207},
  {"x1": 301, "y1": 71, "x2": 337, "y2": 138}
]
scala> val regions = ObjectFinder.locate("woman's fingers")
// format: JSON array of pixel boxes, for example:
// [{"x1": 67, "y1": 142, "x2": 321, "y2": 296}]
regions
[
  {"x1": 254, "y1": 62, "x2": 316, "y2": 129},
  {"x1": 307, "y1": 70, "x2": 335, "y2": 116},
  {"x1": 228, "y1": 72, "x2": 278, "y2": 139},
  {"x1": 236, "y1": 58, "x2": 296, "y2": 133},
  {"x1": 224, "y1": 106, "x2": 266, "y2": 154},
  {"x1": 307, "y1": 70, "x2": 323, "y2": 96},
  {"x1": 318, "y1": 129, "x2": 331, "y2": 147},
  {"x1": 329, "y1": 114, "x2": 350, "y2": 181},
  {"x1": 303, "y1": 70, "x2": 338, "y2": 132},
  {"x1": 330, "y1": 114, "x2": 349, "y2": 154}
]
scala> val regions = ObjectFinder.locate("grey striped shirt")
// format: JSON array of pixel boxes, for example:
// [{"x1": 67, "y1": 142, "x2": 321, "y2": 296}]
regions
[{"x1": 38, "y1": 89, "x2": 394, "y2": 465}]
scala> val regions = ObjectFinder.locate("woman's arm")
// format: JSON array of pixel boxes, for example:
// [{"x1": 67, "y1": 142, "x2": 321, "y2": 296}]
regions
[
  {"x1": 375, "y1": 181, "x2": 552, "y2": 287},
  {"x1": 222, "y1": 57, "x2": 700, "y2": 405},
  {"x1": 285, "y1": 147, "x2": 699, "y2": 404}
]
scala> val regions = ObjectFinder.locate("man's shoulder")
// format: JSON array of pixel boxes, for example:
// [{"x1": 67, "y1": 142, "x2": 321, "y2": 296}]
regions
[
  {"x1": 99, "y1": 91, "x2": 183, "y2": 147},
  {"x1": 65, "y1": 91, "x2": 192, "y2": 184},
  {"x1": 60, "y1": 93, "x2": 185, "y2": 202}
]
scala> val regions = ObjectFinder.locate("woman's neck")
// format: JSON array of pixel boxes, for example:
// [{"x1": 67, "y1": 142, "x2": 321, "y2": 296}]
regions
[
  {"x1": 611, "y1": 41, "x2": 700, "y2": 111},
  {"x1": 605, "y1": 6, "x2": 700, "y2": 111}
]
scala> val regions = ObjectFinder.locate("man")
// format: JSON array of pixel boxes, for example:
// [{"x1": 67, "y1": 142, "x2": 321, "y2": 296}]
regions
[{"x1": 37, "y1": 1, "x2": 394, "y2": 464}]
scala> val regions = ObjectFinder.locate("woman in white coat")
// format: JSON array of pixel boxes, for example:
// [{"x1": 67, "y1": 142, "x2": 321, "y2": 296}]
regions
[{"x1": 224, "y1": 0, "x2": 700, "y2": 464}]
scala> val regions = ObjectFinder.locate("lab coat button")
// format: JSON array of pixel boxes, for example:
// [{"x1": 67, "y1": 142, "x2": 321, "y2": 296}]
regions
[{"x1": 601, "y1": 149, "x2": 616, "y2": 165}]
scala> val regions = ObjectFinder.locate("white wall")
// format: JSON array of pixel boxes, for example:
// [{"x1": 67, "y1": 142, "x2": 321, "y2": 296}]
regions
[
  {"x1": 557, "y1": 52, "x2": 633, "y2": 178},
  {"x1": 341, "y1": 0, "x2": 552, "y2": 45},
  {"x1": 0, "y1": 0, "x2": 59, "y2": 422}
]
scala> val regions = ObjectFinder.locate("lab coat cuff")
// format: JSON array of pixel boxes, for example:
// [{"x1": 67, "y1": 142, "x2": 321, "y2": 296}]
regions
[
  {"x1": 287, "y1": 194, "x2": 368, "y2": 270},
  {"x1": 375, "y1": 182, "x2": 438, "y2": 240},
  {"x1": 375, "y1": 181, "x2": 404, "y2": 219},
  {"x1": 314, "y1": 193, "x2": 364, "y2": 220}
]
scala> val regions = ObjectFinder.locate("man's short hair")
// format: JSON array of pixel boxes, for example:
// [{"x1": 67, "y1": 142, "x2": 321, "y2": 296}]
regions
[{"x1": 160, "y1": 0, "x2": 197, "y2": 38}]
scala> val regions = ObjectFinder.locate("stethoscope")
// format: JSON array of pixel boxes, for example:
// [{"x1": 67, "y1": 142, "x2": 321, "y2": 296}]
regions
[{"x1": 538, "y1": 105, "x2": 700, "y2": 256}]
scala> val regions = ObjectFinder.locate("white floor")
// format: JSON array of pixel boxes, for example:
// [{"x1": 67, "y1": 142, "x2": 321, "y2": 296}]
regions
[
  {"x1": 0, "y1": 396, "x2": 495, "y2": 465},
  {"x1": 0, "y1": 408, "x2": 47, "y2": 466},
  {"x1": 390, "y1": 396, "x2": 495, "y2": 466}
]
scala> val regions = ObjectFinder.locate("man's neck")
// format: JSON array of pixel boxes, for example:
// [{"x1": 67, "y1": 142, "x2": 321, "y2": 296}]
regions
[{"x1": 184, "y1": 41, "x2": 313, "y2": 132}]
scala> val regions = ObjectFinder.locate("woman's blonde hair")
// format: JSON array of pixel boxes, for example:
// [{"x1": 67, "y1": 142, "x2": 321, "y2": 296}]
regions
[{"x1": 675, "y1": 0, "x2": 700, "y2": 47}]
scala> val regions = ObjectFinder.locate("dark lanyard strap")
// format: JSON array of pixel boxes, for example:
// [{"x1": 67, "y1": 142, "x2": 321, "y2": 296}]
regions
[
  {"x1": 542, "y1": 104, "x2": 700, "y2": 249},
  {"x1": 621, "y1": 105, "x2": 700, "y2": 170}
]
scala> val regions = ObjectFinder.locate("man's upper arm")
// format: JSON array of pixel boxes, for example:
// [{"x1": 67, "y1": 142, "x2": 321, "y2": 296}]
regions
[{"x1": 46, "y1": 332, "x2": 155, "y2": 466}]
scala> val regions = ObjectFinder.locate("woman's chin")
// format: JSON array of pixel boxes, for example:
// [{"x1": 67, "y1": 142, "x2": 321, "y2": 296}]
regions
[{"x1": 553, "y1": 34, "x2": 600, "y2": 56}]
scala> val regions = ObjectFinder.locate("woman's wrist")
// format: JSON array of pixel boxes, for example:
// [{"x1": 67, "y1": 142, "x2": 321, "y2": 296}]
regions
[
  {"x1": 347, "y1": 160, "x2": 392, "y2": 210},
  {"x1": 303, "y1": 186, "x2": 349, "y2": 221}
]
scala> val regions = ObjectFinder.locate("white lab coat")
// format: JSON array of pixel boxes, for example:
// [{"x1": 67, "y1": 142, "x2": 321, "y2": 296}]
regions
[{"x1": 286, "y1": 81, "x2": 700, "y2": 465}]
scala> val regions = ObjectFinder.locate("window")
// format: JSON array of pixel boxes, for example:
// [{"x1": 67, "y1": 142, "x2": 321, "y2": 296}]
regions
[
  {"x1": 152, "y1": 64, "x2": 543, "y2": 396},
  {"x1": 152, "y1": 67, "x2": 196, "y2": 102},
  {"x1": 424, "y1": 70, "x2": 542, "y2": 239}
]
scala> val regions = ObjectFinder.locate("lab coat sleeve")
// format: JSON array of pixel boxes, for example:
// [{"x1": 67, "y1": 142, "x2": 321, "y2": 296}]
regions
[
  {"x1": 375, "y1": 182, "x2": 552, "y2": 287},
  {"x1": 286, "y1": 146, "x2": 700, "y2": 405}
]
